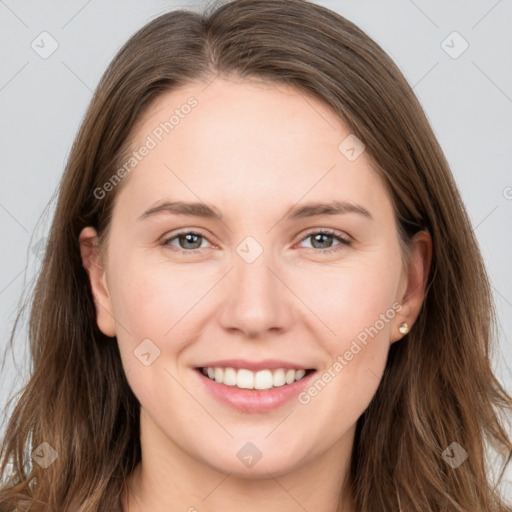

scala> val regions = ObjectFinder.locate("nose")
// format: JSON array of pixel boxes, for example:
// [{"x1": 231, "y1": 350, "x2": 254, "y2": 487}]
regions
[{"x1": 216, "y1": 247, "x2": 295, "y2": 339}]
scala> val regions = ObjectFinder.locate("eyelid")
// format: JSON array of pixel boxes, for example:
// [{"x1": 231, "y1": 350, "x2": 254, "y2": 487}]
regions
[
  {"x1": 161, "y1": 228, "x2": 217, "y2": 249},
  {"x1": 297, "y1": 227, "x2": 352, "y2": 244},
  {"x1": 294, "y1": 228, "x2": 352, "y2": 254}
]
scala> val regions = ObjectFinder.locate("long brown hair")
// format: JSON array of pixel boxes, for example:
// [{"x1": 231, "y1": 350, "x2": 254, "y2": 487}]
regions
[{"x1": 1, "y1": 0, "x2": 511, "y2": 510}]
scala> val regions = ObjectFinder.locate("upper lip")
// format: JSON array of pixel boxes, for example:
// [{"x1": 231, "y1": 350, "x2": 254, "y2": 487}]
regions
[{"x1": 195, "y1": 359, "x2": 315, "y2": 371}]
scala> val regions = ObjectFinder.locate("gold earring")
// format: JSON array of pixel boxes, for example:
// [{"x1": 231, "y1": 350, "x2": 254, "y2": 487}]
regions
[{"x1": 398, "y1": 322, "x2": 409, "y2": 335}]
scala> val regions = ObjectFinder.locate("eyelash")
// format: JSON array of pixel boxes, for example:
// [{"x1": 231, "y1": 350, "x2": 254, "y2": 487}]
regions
[{"x1": 161, "y1": 228, "x2": 351, "y2": 255}]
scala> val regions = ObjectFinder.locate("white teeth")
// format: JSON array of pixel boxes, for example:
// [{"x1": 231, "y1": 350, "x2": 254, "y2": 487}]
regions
[
  {"x1": 223, "y1": 367, "x2": 237, "y2": 386},
  {"x1": 254, "y1": 370, "x2": 273, "y2": 390},
  {"x1": 295, "y1": 369, "x2": 306, "y2": 381},
  {"x1": 273, "y1": 368, "x2": 286, "y2": 387},
  {"x1": 201, "y1": 366, "x2": 310, "y2": 389},
  {"x1": 236, "y1": 369, "x2": 254, "y2": 389}
]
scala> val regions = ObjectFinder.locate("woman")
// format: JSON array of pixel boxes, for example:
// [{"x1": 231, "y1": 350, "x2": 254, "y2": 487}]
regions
[{"x1": 1, "y1": 0, "x2": 511, "y2": 510}]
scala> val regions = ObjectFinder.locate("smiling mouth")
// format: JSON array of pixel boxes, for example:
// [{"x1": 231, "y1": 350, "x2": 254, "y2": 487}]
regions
[{"x1": 196, "y1": 367, "x2": 316, "y2": 390}]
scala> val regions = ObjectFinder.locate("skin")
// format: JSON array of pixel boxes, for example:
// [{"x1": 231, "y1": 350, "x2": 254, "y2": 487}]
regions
[{"x1": 80, "y1": 76, "x2": 431, "y2": 512}]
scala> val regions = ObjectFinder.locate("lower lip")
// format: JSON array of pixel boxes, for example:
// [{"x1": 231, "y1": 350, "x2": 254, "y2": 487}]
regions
[{"x1": 194, "y1": 369, "x2": 316, "y2": 413}]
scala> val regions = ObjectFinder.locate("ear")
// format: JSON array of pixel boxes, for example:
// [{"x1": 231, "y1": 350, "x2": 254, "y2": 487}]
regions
[
  {"x1": 391, "y1": 230, "x2": 432, "y2": 343},
  {"x1": 79, "y1": 226, "x2": 116, "y2": 337}
]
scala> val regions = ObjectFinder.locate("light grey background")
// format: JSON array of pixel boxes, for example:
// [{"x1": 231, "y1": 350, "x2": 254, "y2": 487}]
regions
[{"x1": 1, "y1": 0, "x2": 511, "y2": 490}]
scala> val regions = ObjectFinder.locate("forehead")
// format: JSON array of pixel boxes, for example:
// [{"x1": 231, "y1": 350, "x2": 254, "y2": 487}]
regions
[{"x1": 113, "y1": 77, "x2": 392, "y2": 223}]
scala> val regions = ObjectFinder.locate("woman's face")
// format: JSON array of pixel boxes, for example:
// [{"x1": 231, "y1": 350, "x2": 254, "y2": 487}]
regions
[{"x1": 81, "y1": 76, "x2": 427, "y2": 478}]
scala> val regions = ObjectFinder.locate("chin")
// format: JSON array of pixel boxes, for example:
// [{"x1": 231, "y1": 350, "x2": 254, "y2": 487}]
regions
[{"x1": 197, "y1": 443, "x2": 308, "y2": 478}]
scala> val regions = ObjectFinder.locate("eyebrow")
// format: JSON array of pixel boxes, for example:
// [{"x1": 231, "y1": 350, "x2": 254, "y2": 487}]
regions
[{"x1": 138, "y1": 200, "x2": 373, "y2": 222}]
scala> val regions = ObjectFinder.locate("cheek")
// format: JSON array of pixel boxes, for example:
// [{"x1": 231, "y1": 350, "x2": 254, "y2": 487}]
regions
[
  {"x1": 106, "y1": 259, "x2": 208, "y2": 411},
  {"x1": 107, "y1": 242, "x2": 212, "y2": 329},
  {"x1": 293, "y1": 255, "x2": 402, "y2": 349},
  {"x1": 106, "y1": 250, "x2": 223, "y2": 369},
  {"x1": 291, "y1": 251, "x2": 402, "y2": 413}
]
